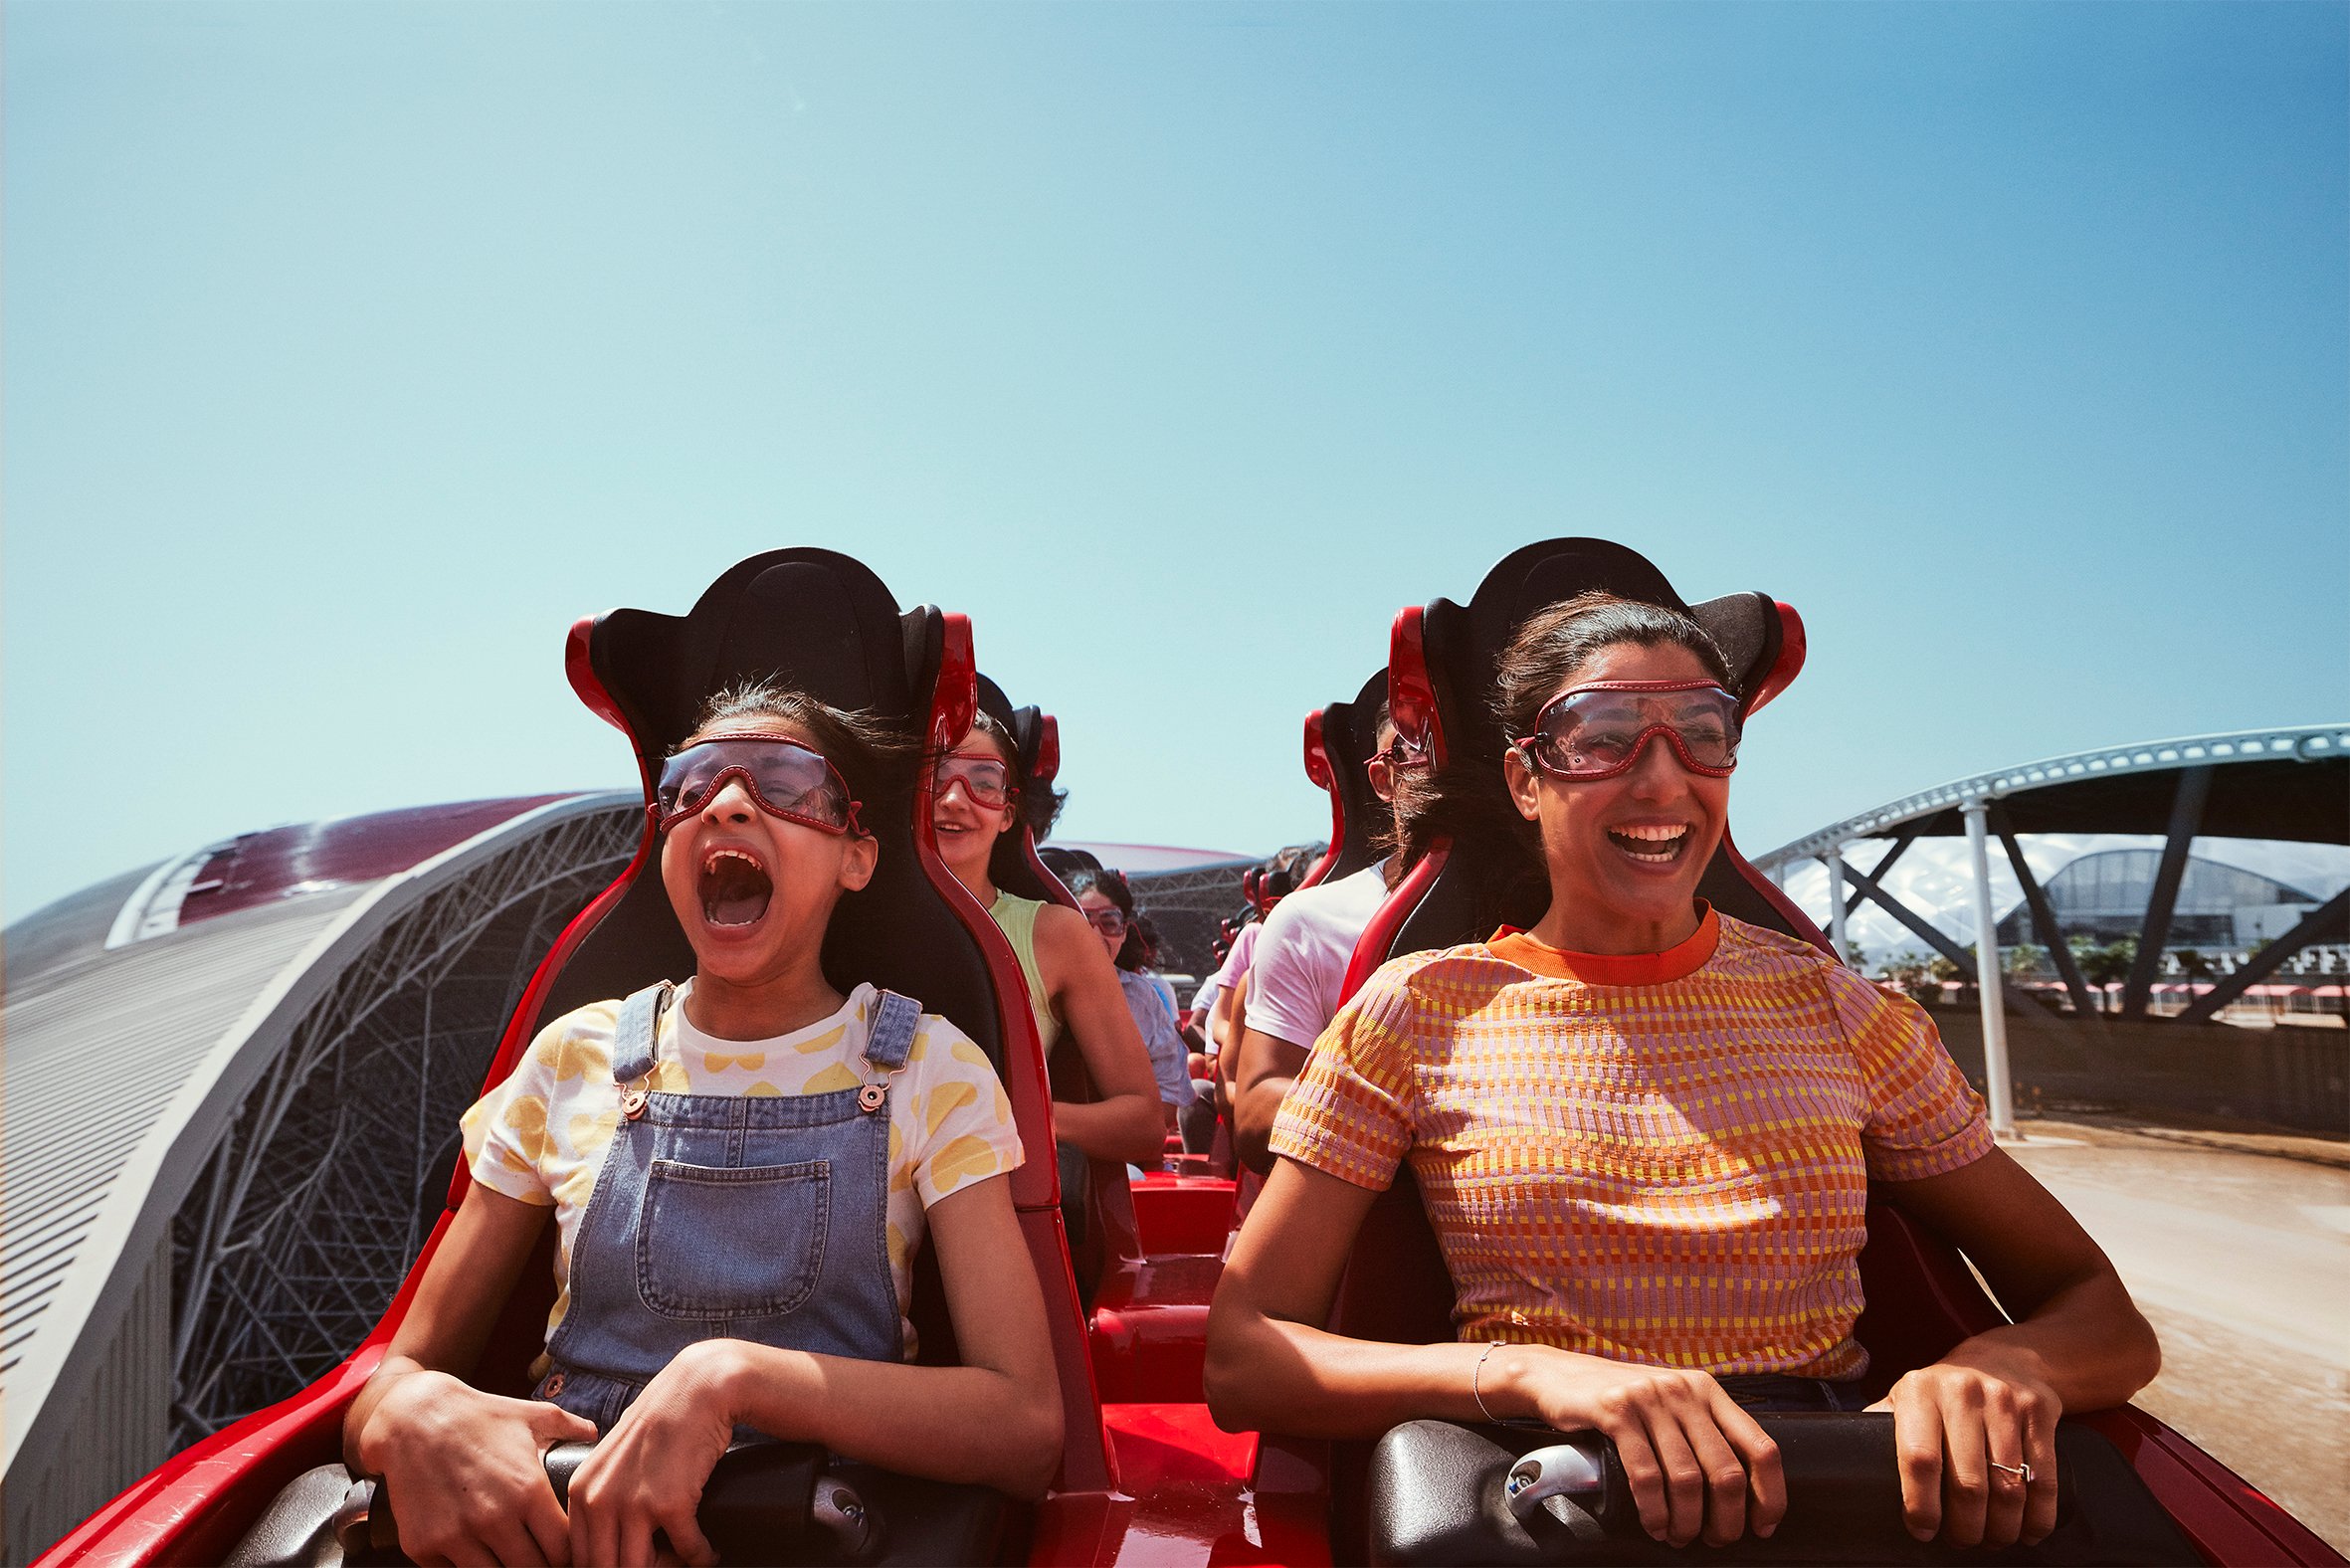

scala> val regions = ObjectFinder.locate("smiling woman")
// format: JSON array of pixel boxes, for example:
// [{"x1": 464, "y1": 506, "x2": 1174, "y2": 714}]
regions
[{"x1": 1206, "y1": 592, "x2": 2163, "y2": 1557}]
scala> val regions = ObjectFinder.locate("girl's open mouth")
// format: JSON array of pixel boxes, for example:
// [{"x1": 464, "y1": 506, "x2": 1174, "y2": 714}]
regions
[
  {"x1": 1606, "y1": 825, "x2": 1690, "y2": 865},
  {"x1": 699, "y1": 849, "x2": 774, "y2": 926}
]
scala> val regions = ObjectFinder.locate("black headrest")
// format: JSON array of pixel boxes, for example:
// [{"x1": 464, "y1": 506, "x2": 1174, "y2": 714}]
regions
[
  {"x1": 1421, "y1": 538, "x2": 1785, "y2": 775},
  {"x1": 1316, "y1": 668, "x2": 1392, "y2": 883},
  {"x1": 1038, "y1": 846, "x2": 1105, "y2": 885},
  {"x1": 1389, "y1": 538, "x2": 1810, "y2": 955},
  {"x1": 581, "y1": 549, "x2": 925, "y2": 769},
  {"x1": 543, "y1": 550, "x2": 1007, "y2": 1073},
  {"x1": 973, "y1": 675, "x2": 1050, "y2": 781},
  {"x1": 975, "y1": 672, "x2": 1074, "y2": 908}
]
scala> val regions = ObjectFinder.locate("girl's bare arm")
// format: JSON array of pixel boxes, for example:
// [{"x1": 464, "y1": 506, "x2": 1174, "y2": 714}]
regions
[
  {"x1": 345, "y1": 1184, "x2": 597, "y2": 1566},
  {"x1": 1032, "y1": 902, "x2": 1167, "y2": 1164}
]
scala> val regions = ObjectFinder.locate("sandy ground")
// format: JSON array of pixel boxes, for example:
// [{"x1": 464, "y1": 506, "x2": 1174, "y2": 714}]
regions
[{"x1": 2006, "y1": 1119, "x2": 2350, "y2": 1554}]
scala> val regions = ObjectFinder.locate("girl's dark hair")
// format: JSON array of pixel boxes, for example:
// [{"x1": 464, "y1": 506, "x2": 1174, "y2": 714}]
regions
[
  {"x1": 1071, "y1": 866, "x2": 1158, "y2": 971},
  {"x1": 683, "y1": 681, "x2": 919, "y2": 835},
  {"x1": 969, "y1": 710, "x2": 1069, "y2": 843},
  {"x1": 1392, "y1": 593, "x2": 1734, "y2": 881}
]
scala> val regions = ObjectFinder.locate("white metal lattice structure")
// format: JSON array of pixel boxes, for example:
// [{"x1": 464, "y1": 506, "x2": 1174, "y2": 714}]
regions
[{"x1": 1754, "y1": 725, "x2": 2350, "y2": 874}]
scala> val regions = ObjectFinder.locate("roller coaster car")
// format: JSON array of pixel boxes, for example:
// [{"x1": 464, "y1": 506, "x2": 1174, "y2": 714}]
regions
[
  {"x1": 42, "y1": 543, "x2": 2340, "y2": 1568},
  {"x1": 1282, "y1": 538, "x2": 2339, "y2": 1567}
]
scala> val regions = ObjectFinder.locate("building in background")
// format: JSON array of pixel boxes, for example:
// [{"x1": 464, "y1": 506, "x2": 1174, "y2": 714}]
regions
[{"x1": 1992, "y1": 849, "x2": 2321, "y2": 951}]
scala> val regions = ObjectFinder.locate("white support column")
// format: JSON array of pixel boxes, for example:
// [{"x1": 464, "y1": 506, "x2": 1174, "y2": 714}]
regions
[
  {"x1": 1961, "y1": 799, "x2": 2018, "y2": 1140},
  {"x1": 1823, "y1": 847, "x2": 1852, "y2": 968}
]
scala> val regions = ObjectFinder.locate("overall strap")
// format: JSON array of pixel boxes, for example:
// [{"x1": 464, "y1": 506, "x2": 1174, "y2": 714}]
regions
[
  {"x1": 863, "y1": 990, "x2": 922, "y2": 1072},
  {"x1": 612, "y1": 982, "x2": 674, "y2": 1085}
]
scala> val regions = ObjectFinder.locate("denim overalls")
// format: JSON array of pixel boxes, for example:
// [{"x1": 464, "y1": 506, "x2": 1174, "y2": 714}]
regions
[{"x1": 534, "y1": 982, "x2": 918, "y2": 1431}]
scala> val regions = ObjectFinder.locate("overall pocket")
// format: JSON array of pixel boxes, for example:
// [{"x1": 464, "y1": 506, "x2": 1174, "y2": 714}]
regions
[{"x1": 637, "y1": 1158, "x2": 829, "y2": 1319}]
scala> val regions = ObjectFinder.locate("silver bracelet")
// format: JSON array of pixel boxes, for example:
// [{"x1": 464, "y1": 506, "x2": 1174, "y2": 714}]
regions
[{"x1": 1472, "y1": 1341, "x2": 1505, "y2": 1424}]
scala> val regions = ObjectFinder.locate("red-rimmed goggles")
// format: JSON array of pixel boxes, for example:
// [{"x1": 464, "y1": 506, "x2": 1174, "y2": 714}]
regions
[
  {"x1": 933, "y1": 751, "x2": 1019, "y2": 812},
  {"x1": 1513, "y1": 680, "x2": 1742, "y2": 781},
  {"x1": 654, "y1": 735, "x2": 864, "y2": 836}
]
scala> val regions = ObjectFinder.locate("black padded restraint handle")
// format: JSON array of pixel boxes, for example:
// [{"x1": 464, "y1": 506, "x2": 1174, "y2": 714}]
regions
[
  {"x1": 375, "y1": 1440, "x2": 854, "y2": 1565},
  {"x1": 1369, "y1": 1413, "x2": 2200, "y2": 1566},
  {"x1": 545, "y1": 1440, "x2": 844, "y2": 1562}
]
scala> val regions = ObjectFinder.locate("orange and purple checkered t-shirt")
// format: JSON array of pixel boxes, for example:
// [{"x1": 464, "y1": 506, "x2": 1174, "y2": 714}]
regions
[{"x1": 1270, "y1": 906, "x2": 1993, "y2": 1380}]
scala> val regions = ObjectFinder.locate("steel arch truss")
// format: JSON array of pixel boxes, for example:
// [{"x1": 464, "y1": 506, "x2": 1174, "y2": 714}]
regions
[{"x1": 166, "y1": 805, "x2": 640, "y2": 1450}]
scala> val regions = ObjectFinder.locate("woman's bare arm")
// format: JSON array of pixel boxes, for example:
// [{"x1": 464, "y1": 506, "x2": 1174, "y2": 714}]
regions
[
  {"x1": 1206, "y1": 1160, "x2": 1787, "y2": 1548},
  {"x1": 1871, "y1": 1148, "x2": 2160, "y2": 1547},
  {"x1": 1206, "y1": 1157, "x2": 1453, "y2": 1433},
  {"x1": 1887, "y1": 1148, "x2": 2158, "y2": 1411},
  {"x1": 1031, "y1": 903, "x2": 1167, "y2": 1164},
  {"x1": 1229, "y1": 1023, "x2": 1309, "y2": 1175}
]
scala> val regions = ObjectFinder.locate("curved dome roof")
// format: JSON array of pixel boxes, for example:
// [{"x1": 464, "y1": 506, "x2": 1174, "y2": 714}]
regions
[{"x1": 2, "y1": 793, "x2": 640, "y2": 1561}]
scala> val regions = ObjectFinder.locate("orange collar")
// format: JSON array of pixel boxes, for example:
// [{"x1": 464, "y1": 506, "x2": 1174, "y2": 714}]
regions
[{"x1": 1487, "y1": 903, "x2": 1720, "y2": 985}]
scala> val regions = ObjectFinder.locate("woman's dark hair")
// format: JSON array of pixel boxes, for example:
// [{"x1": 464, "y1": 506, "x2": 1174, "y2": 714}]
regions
[
  {"x1": 969, "y1": 710, "x2": 1069, "y2": 843},
  {"x1": 682, "y1": 681, "x2": 918, "y2": 836},
  {"x1": 1071, "y1": 866, "x2": 1158, "y2": 971},
  {"x1": 1392, "y1": 592, "x2": 1734, "y2": 880}
]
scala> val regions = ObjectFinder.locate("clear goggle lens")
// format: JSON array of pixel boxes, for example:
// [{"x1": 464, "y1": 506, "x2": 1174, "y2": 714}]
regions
[
  {"x1": 1518, "y1": 681, "x2": 1742, "y2": 780},
  {"x1": 655, "y1": 736, "x2": 861, "y2": 835},
  {"x1": 934, "y1": 753, "x2": 1017, "y2": 810}
]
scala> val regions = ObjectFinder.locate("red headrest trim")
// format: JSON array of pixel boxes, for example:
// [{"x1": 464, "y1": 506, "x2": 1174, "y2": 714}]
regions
[{"x1": 1388, "y1": 606, "x2": 1447, "y2": 770}]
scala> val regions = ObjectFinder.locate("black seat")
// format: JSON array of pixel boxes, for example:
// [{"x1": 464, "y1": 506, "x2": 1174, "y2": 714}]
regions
[
  {"x1": 1301, "y1": 668, "x2": 1392, "y2": 887},
  {"x1": 974, "y1": 676, "x2": 1076, "y2": 908}
]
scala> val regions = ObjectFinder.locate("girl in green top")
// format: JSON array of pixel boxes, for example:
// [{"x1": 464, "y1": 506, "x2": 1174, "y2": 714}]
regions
[{"x1": 930, "y1": 713, "x2": 1166, "y2": 1168}]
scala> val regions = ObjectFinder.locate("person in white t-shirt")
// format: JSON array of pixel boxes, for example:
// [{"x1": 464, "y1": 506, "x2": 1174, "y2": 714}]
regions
[
  {"x1": 1201, "y1": 915, "x2": 1262, "y2": 1062},
  {"x1": 1231, "y1": 710, "x2": 1418, "y2": 1172}
]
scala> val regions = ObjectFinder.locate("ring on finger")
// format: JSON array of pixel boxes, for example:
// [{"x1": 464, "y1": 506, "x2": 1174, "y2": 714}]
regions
[{"x1": 1990, "y1": 1462, "x2": 2034, "y2": 1484}]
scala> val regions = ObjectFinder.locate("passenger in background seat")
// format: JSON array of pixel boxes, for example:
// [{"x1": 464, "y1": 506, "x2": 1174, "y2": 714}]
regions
[
  {"x1": 1207, "y1": 596, "x2": 2158, "y2": 1556},
  {"x1": 1229, "y1": 710, "x2": 1417, "y2": 1173},
  {"x1": 1071, "y1": 867, "x2": 1197, "y2": 1138},
  {"x1": 345, "y1": 684, "x2": 1062, "y2": 1568},
  {"x1": 929, "y1": 712, "x2": 1167, "y2": 1172},
  {"x1": 1189, "y1": 842, "x2": 1314, "y2": 1169}
]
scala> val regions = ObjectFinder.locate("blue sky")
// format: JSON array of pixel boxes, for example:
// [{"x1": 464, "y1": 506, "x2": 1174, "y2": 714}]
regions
[{"x1": 6, "y1": 2, "x2": 2345, "y2": 926}]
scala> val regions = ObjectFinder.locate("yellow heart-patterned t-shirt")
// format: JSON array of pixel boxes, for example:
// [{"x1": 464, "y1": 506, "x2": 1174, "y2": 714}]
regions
[{"x1": 461, "y1": 981, "x2": 1022, "y2": 1359}]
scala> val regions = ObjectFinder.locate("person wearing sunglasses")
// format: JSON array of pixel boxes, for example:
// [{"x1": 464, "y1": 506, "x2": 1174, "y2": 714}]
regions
[
  {"x1": 1228, "y1": 708, "x2": 1419, "y2": 1175},
  {"x1": 1208, "y1": 595, "x2": 2157, "y2": 1556},
  {"x1": 345, "y1": 684, "x2": 1062, "y2": 1568},
  {"x1": 1072, "y1": 868, "x2": 1197, "y2": 1137},
  {"x1": 929, "y1": 713, "x2": 1167, "y2": 1175}
]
